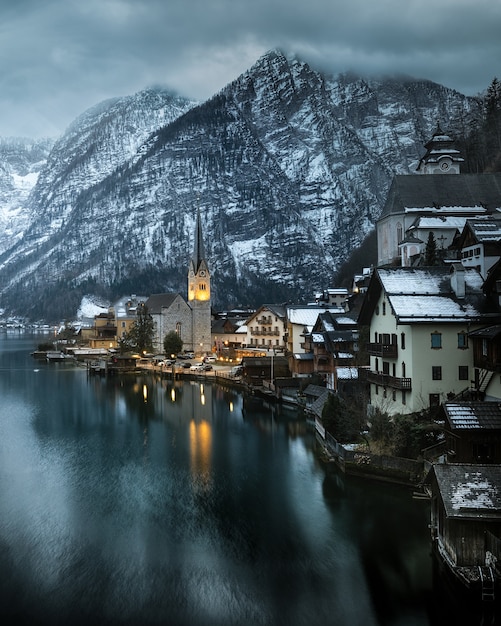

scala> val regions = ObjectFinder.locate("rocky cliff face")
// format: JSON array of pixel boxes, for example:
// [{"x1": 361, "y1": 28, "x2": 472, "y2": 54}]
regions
[{"x1": 0, "y1": 50, "x2": 480, "y2": 320}]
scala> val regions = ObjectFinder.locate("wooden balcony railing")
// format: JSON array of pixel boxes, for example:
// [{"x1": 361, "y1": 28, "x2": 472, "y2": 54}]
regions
[
  {"x1": 364, "y1": 370, "x2": 412, "y2": 390},
  {"x1": 366, "y1": 342, "x2": 398, "y2": 358}
]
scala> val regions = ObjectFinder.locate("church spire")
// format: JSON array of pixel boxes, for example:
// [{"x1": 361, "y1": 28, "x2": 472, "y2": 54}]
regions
[{"x1": 191, "y1": 207, "x2": 206, "y2": 273}]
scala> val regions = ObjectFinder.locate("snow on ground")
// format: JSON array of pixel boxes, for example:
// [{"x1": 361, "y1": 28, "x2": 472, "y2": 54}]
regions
[{"x1": 77, "y1": 295, "x2": 109, "y2": 319}]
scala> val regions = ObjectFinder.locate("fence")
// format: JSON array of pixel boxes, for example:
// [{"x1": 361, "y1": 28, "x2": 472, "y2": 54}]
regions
[{"x1": 320, "y1": 426, "x2": 424, "y2": 484}]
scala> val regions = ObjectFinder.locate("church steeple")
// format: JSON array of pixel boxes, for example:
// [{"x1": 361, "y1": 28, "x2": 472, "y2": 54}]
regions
[
  {"x1": 416, "y1": 122, "x2": 464, "y2": 174},
  {"x1": 188, "y1": 208, "x2": 210, "y2": 303},
  {"x1": 187, "y1": 208, "x2": 211, "y2": 356},
  {"x1": 190, "y1": 207, "x2": 206, "y2": 274}
]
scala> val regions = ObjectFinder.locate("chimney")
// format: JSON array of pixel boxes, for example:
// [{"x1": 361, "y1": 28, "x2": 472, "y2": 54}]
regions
[{"x1": 450, "y1": 263, "x2": 465, "y2": 299}]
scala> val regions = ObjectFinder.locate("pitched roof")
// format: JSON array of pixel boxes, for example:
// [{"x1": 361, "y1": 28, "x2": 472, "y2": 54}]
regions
[
  {"x1": 433, "y1": 464, "x2": 501, "y2": 519},
  {"x1": 444, "y1": 402, "x2": 501, "y2": 430},
  {"x1": 379, "y1": 173, "x2": 501, "y2": 219},
  {"x1": 358, "y1": 266, "x2": 500, "y2": 325},
  {"x1": 145, "y1": 293, "x2": 183, "y2": 314}
]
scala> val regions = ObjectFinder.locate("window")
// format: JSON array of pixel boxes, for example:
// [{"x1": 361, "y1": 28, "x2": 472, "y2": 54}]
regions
[
  {"x1": 401, "y1": 332, "x2": 406, "y2": 350},
  {"x1": 457, "y1": 332, "x2": 468, "y2": 349},
  {"x1": 402, "y1": 390, "x2": 406, "y2": 405},
  {"x1": 396, "y1": 222, "x2": 403, "y2": 244},
  {"x1": 402, "y1": 362, "x2": 406, "y2": 378},
  {"x1": 459, "y1": 365, "x2": 469, "y2": 381},
  {"x1": 431, "y1": 332, "x2": 442, "y2": 349},
  {"x1": 432, "y1": 366, "x2": 442, "y2": 380},
  {"x1": 382, "y1": 302, "x2": 386, "y2": 315},
  {"x1": 429, "y1": 394, "x2": 440, "y2": 408},
  {"x1": 482, "y1": 338, "x2": 488, "y2": 357},
  {"x1": 176, "y1": 322, "x2": 181, "y2": 335}
]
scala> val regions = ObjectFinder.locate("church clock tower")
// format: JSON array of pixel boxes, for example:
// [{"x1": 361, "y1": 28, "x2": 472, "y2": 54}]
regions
[{"x1": 188, "y1": 209, "x2": 211, "y2": 356}]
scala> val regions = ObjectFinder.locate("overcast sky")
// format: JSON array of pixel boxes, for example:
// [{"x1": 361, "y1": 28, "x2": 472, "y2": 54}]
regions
[{"x1": 1, "y1": 0, "x2": 500, "y2": 139}]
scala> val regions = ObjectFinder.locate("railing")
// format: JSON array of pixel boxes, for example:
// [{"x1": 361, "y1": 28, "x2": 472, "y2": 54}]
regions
[
  {"x1": 366, "y1": 342, "x2": 397, "y2": 358},
  {"x1": 365, "y1": 370, "x2": 412, "y2": 390},
  {"x1": 257, "y1": 317, "x2": 273, "y2": 324}
]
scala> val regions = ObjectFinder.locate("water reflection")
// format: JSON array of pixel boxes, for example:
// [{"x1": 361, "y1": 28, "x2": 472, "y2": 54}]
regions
[{"x1": 0, "y1": 335, "x2": 498, "y2": 625}]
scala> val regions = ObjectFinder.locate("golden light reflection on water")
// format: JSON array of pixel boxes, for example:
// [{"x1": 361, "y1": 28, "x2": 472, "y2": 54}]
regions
[{"x1": 189, "y1": 419, "x2": 212, "y2": 488}]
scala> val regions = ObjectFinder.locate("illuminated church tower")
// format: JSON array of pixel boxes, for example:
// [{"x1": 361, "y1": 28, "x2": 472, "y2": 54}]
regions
[{"x1": 188, "y1": 209, "x2": 211, "y2": 356}]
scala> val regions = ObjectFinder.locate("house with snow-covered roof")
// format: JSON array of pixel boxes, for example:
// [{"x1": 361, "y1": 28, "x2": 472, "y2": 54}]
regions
[
  {"x1": 456, "y1": 217, "x2": 501, "y2": 279},
  {"x1": 358, "y1": 265, "x2": 500, "y2": 416}
]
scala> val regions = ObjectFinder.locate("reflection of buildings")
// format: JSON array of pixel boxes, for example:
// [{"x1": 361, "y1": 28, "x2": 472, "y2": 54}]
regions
[{"x1": 189, "y1": 418, "x2": 212, "y2": 486}]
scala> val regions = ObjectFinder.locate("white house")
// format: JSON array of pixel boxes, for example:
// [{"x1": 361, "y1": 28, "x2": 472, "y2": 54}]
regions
[{"x1": 358, "y1": 265, "x2": 500, "y2": 416}]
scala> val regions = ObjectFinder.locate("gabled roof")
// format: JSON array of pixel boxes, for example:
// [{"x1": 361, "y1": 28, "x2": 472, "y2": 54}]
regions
[
  {"x1": 460, "y1": 217, "x2": 501, "y2": 245},
  {"x1": 145, "y1": 293, "x2": 184, "y2": 314},
  {"x1": 444, "y1": 402, "x2": 501, "y2": 430},
  {"x1": 246, "y1": 304, "x2": 286, "y2": 323},
  {"x1": 379, "y1": 173, "x2": 501, "y2": 219},
  {"x1": 358, "y1": 266, "x2": 500, "y2": 325},
  {"x1": 432, "y1": 464, "x2": 501, "y2": 519}
]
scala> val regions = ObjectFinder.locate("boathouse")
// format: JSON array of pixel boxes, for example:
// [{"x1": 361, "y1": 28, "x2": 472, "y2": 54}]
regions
[{"x1": 427, "y1": 463, "x2": 501, "y2": 600}]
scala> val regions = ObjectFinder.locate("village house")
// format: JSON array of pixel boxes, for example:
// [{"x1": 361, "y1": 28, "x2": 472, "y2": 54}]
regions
[
  {"x1": 456, "y1": 217, "x2": 501, "y2": 279},
  {"x1": 357, "y1": 264, "x2": 500, "y2": 416},
  {"x1": 245, "y1": 304, "x2": 286, "y2": 351}
]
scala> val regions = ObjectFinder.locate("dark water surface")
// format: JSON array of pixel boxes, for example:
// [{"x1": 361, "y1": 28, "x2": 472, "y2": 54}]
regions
[{"x1": 0, "y1": 334, "x2": 494, "y2": 625}]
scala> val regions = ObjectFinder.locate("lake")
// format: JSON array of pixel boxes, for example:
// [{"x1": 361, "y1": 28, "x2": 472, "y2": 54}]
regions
[{"x1": 0, "y1": 334, "x2": 492, "y2": 625}]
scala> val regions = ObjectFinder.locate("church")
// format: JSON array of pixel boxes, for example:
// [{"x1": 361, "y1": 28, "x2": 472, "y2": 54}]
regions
[
  {"x1": 146, "y1": 209, "x2": 212, "y2": 356},
  {"x1": 377, "y1": 124, "x2": 501, "y2": 267}
]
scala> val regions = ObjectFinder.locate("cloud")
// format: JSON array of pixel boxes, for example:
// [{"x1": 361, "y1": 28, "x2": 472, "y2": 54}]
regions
[{"x1": 0, "y1": 0, "x2": 499, "y2": 137}]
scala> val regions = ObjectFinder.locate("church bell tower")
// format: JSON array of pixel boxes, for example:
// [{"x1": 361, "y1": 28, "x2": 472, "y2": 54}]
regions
[{"x1": 188, "y1": 209, "x2": 211, "y2": 356}]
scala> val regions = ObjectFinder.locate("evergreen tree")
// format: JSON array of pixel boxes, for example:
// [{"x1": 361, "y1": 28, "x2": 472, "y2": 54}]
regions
[
  {"x1": 163, "y1": 331, "x2": 183, "y2": 357},
  {"x1": 424, "y1": 232, "x2": 437, "y2": 265},
  {"x1": 119, "y1": 303, "x2": 155, "y2": 354}
]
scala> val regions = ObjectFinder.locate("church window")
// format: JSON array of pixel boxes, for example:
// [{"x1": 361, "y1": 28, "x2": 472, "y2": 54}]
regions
[
  {"x1": 396, "y1": 222, "x2": 403, "y2": 244},
  {"x1": 176, "y1": 322, "x2": 181, "y2": 335}
]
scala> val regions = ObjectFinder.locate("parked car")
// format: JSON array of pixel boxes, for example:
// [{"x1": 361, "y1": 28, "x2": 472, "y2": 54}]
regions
[
  {"x1": 204, "y1": 356, "x2": 216, "y2": 363},
  {"x1": 203, "y1": 364, "x2": 213, "y2": 371},
  {"x1": 181, "y1": 362, "x2": 191, "y2": 369},
  {"x1": 190, "y1": 364, "x2": 204, "y2": 371}
]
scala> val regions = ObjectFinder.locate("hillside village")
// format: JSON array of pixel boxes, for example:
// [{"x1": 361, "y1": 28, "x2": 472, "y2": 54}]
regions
[{"x1": 33, "y1": 122, "x2": 501, "y2": 603}]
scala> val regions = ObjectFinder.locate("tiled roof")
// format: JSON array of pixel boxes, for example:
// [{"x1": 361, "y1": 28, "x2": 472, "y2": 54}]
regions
[
  {"x1": 444, "y1": 402, "x2": 501, "y2": 430},
  {"x1": 433, "y1": 464, "x2": 501, "y2": 519}
]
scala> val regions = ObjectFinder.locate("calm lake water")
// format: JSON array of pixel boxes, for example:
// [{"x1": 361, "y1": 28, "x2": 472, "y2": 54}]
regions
[{"x1": 0, "y1": 334, "x2": 495, "y2": 625}]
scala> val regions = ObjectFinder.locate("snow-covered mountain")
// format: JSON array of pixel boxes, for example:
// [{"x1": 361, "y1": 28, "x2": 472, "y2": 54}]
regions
[
  {"x1": 0, "y1": 50, "x2": 481, "y2": 321},
  {"x1": 0, "y1": 137, "x2": 54, "y2": 254}
]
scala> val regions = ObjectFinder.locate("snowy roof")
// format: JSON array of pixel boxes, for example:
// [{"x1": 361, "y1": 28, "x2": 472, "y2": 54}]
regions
[
  {"x1": 336, "y1": 367, "x2": 358, "y2": 380},
  {"x1": 409, "y1": 216, "x2": 469, "y2": 230},
  {"x1": 433, "y1": 464, "x2": 501, "y2": 519},
  {"x1": 464, "y1": 218, "x2": 501, "y2": 242},
  {"x1": 287, "y1": 306, "x2": 342, "y2": 326},
  {"x1": 293, "y1": 353, "x2": 314, "y2": 361},
  {"x1": 443, "y1": 402, "x2": 501, "y2": 430},
  {"x1": 358, "y1": 266, "x2": 500, "y2": 325}
]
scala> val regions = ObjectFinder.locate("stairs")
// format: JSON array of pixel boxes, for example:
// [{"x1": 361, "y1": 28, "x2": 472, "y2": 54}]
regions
[{"x1": 479, "y1": 565, "x2": 496, "y2": 601}]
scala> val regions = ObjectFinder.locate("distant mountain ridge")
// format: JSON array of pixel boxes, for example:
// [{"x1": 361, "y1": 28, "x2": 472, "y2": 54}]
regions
[{"x1": 0, "y1": 50, "x2": 482, "y2": 320}]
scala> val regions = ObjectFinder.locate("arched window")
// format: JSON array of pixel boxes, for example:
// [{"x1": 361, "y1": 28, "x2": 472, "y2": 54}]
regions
[{"x1": 396, "y1": 222, "x2": 403, "y2": 244}]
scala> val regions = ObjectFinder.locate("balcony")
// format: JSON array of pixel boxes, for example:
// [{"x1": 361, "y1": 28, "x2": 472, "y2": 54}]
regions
[
  {"x1": 365, "y1": 370, "x2": 412, "y2": 390},
  {"x1": 257, "y1": 316, "x2": 273, "y2": 325},
  {"x1": 366, "y1": 342, "x2": 397, "y2": 358}
]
